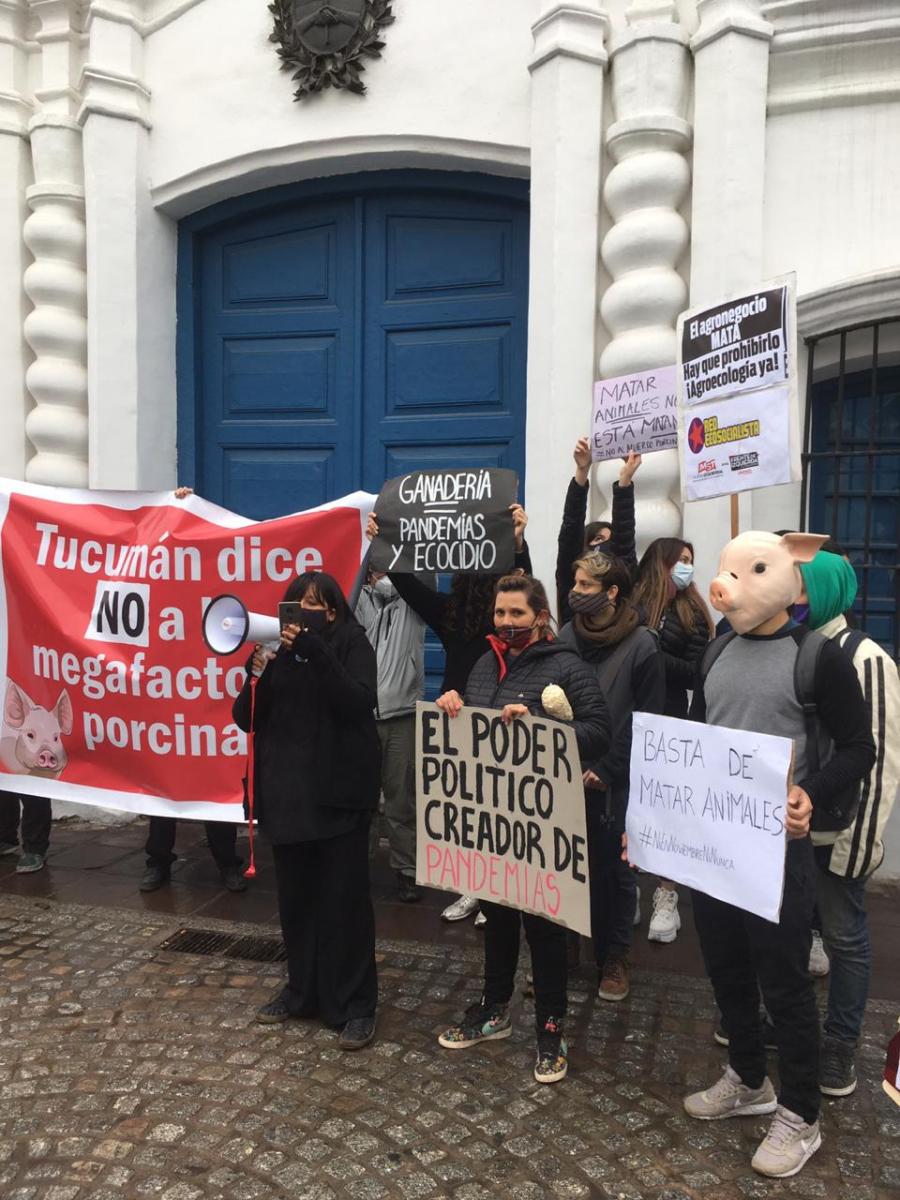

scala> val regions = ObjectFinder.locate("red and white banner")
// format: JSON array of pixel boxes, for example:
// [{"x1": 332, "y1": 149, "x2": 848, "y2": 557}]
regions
[{"x1": 0, "y1": 480, "x2": 375, "y2": 821}]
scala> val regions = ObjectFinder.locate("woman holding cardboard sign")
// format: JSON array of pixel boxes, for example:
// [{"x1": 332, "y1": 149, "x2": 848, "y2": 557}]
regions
[{"x1": 435, "y1": 574, "x2": 610, "y2": 1085}]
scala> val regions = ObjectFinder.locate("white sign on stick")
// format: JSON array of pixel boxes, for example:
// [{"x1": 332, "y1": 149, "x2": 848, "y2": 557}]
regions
[
  {"x1": 591, "y1": 365, "x2": 678, "y2": 462},
  {"x1": 415, "y1": 701, "x2": 591, "y2": 936},
  {"x1": 682, "y1": 385, "x2": 793, "y2": 501},
  {"x1": 626, "y1": 712, "x2": 793, "y2": 922}
]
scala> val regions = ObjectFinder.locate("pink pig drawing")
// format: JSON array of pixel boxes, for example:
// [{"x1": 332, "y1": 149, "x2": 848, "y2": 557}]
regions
[
  {"x1": 709, "y1": 531, "x2": 828, "y2": 635},
  {"x1": 0, "y1": 680, "x2": 73, "y2": 779}
]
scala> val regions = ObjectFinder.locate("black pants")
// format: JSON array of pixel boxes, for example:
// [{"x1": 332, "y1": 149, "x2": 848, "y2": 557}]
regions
[
  {"x1": 145, "y1": 817, "x2": 241, "y2": 871},
  {"x1": 272, "y1": 820, "x2": 377, "y2": 1027},
  {"x1": 692, "y1": 837, "x2": 820, "y2": 1125},
  {"x1": 481, "y1": 900, "x2": 567, "y2": 1027},
  {"x1": 587, "y1": 794, "x2": 635, "y2": 971},
  {"x1": 0, "y1": 793, "x2": 51, "y2": 856}
]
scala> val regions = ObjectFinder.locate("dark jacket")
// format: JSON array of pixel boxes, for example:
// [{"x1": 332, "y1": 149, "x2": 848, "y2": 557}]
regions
[
  {"x1": 390, "y1": 543, "x2": 534, "y2": 694},
  {"x1": 232, "y1": 620, "x2": 381, "y2": 844},
  {"x1": 556, "y1": 479, "x2": 636, "y2": 624},
  {"x1": 464, "y1": 637, "x2": 611, "y2": 763},
  {"x1": 558, "y1": 619, "x2": 665, "y2": 803},
  {"x1": 657, "y1": 603, "x2": 710, "y2": 718}
]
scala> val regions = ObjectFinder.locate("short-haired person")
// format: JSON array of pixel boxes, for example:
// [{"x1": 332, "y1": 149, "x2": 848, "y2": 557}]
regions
[
  {"x1": 797, "y1": 549, "x2": 900, "y2": 1097},
  {"x1": 560, "y1": 553, "x2": 665, "y2": 1001},
  {"x1": 233, "y1": 572, "x2": 381, "y2": 1050},
  {"x1": 436, "y1": 575, "x2": 610, "y2": 1084}
]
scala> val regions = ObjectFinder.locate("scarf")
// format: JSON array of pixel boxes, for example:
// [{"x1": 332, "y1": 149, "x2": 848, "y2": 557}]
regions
[{"x1": 574, "y1": 600, "x2": 639, "y2": 646}]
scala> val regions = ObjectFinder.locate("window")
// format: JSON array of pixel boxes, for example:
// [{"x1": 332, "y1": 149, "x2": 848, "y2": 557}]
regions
[{"x1": 802, "y1": 320, "x2": 900, "y2": 657}]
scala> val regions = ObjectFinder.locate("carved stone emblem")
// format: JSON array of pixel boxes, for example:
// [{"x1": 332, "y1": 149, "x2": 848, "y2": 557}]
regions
[{"x1": 269, "y1": 0, "x2": 395, "y2": 98}]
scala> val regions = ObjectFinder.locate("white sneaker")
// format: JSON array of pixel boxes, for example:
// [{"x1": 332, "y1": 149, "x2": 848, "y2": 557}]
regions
[
  {"x1": 648, "y1": 887, "x2": 680, "y2": 943},
  {"x1": 633, "y1": 885, "x2": 641, "y2": 927},
  {"x1": 808, "y1": 931, "x2": 830, "y2": 977},
  {"x1": 441, "y1": 894, "x2": 479, "y2": 922},
  {"x1": 473, "y1": 910, "x2": 487, "y2": 928},
  {"x1": 684, "y1": 1065, "x2": 777, "y2": 1120},
  {"x1": 751, "y1": 1105, "x2": 822, "y2": 1178}
]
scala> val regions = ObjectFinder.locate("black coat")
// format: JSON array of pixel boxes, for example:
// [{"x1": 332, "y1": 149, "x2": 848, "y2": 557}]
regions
[
  {"x1": 657, "y1": 603, "x2": 710, "y2": 718},
  {"x1": 555, "y1": 479, "x2": 636, "y2": 624},
  {"x1": 464, "y1": 638, "x2": 611, "y2": 763},
  {"x1": 232, "y1": 621, "x2": 381, "y2": 844}
]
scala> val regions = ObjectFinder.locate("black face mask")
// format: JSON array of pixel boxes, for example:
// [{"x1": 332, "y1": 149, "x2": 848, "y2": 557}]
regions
[
  {"x1": 301, "y1": 609, "x2": 330, "y2": 635},
  {"x1": 568, "y1": 589, "x2": 611, "y2": 616}
]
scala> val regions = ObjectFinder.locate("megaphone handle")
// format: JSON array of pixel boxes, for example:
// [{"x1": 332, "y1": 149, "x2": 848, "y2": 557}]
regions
[{"x1": 244, "y1": 676, "x2": 257, "y2": 879}]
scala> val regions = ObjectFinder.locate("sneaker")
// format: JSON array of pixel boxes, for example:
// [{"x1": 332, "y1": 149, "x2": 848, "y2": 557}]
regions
[
  {"x1": 751, "y1": 1105, "x2": 821, "y2": 1178},
  {"x1": 598, "y1": 954, "x2": 630, "y2": 1002},
  {"x1": 473, "y1": 910, "x2": 487, "y2": 928},
  {"x1": 438, "y1": 1002, "x2": 511, "y2": 1049},
  {"x1": 684, "y1": 1065, "x2": 777, "y2": 1120},
  {"x1": 714, "y1": 1014, "x2": 779, "y2": 1051},
  {"x1": 255, "y1": 995, "x2": 291, "y2": 1025},
  {"x1": 441, "y1": 894, "x2": 479, "y2": 922},
  {"x1": 339, "y1": 1015, "x2": 376, "y2": 1050},
  {"x1": 16, "y1": 852, "x2": 45, "y2": 874},
  {"x1": 534, "y1": 1017, "x2": 568, "y2": 1084},
  {"x1": 397, "y1": 873, "x2": 422, "y2": 903},
  {"x1": 139, "y1": 865, "x2": 170, "y2": 892},
  {"x1": 648, "y1": 887, "x2": 680, "y2": 943},
  {"x1": 633, "y1": 884, "x2": 641, "y2": 927},
  {"x1": 0, "y1": 841, "x2": 18, "y2": 857},
  {"x1": 820, "y1": 1035, "x2": 857, "y2": 1097},
  {"x1": 808, "y1": 931, "x2": 830, "y2": 977},
  {"x1": 221, "y1": 866, "x2": 248, "y2": 893}
]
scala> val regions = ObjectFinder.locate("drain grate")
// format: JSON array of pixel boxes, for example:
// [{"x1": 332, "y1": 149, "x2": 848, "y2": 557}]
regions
[{"x1": 158, "y1": 927, "x2": 287, "y2": 963}]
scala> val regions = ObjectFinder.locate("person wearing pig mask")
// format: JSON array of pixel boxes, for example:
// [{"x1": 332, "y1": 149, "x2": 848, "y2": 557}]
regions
[{"x1": 683, "y1": 531, "x2": 875, "y2": 1179}]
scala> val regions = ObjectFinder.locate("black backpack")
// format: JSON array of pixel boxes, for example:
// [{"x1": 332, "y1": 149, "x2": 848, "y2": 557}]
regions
[{"x1": 699, "y1": 627, "x2": 866, "y2": 833}]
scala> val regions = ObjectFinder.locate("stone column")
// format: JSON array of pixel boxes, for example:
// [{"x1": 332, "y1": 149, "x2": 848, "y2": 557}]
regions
[
  {"x1": 594, "y1": 0, "x2": 691, "y2": 555},
  {"x1": 0, "y1": 0, "x2": 32, "y2": 480},
  {"x1": 683, "y1": 0, "x2": 773, "y2": 584},
  {"x1": 526, "y1": 1, "x2": 609, "y2": 604}
]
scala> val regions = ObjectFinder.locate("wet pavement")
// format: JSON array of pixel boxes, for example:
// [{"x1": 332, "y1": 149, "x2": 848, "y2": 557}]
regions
[{"x1": 0, "y1": 817, "x2": 897, "y2": 1199}]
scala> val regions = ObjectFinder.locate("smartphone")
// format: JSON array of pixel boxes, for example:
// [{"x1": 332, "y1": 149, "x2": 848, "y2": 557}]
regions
[{"x1": 278, "y1": 601, "x2": 304, "y2": 631}]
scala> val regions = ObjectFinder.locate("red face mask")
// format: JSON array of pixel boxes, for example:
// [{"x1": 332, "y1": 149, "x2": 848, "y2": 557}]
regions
[{"x1": 495, "y1": 624, "x2": 536, "y2": 651}]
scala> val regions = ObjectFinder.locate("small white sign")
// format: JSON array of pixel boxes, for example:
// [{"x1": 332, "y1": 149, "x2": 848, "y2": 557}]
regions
[
  {"x1": 682, "y1": 385, "x2": 792, "y2": 502},
  {"x1": 626, "y1": 712, "x2": 792, "y2": 922},
  {"x1": 591, "y1": 365, "x2": 678, "y2": 462}
]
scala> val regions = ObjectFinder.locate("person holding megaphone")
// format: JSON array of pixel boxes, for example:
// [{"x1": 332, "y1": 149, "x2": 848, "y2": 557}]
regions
[{"x1": 232, "y1": 570, "x2": 382, "y2": 1050}]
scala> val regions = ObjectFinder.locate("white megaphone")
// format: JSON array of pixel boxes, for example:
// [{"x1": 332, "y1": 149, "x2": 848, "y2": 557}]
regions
[{"x1": 202, "y1": 594, "x2": 281, "y2": 655}]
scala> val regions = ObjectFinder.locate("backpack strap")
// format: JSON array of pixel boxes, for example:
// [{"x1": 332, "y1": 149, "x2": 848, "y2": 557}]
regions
[
  {"x1": 838, "y1": 628, "x2": 867, "y2": 662},
  {"x1": 793, "y1": 629, "x2": 828, "y2": 777},
  {"x1": 698, "y1": 630, "x2": 737, "y2": 686}
]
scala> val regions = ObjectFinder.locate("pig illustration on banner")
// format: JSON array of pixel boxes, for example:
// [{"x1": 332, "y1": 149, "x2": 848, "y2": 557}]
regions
[
  {"x1": 709, "y1": 531, "x2": 827, "y2": 634},
  {"x1": 0, "y1": 680, "x2": 73, "y2": 779}
]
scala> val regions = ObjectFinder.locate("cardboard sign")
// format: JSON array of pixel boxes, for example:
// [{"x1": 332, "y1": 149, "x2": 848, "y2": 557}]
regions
[
  {"x1": 682, "y1": 386, "x2": 793, "y2": 501},
  {"x1": 415, "y1": 701, "x2": 591, "y2": 936},
  {"x1": 368, "y1": 468, "x2": 518, "y2": 575},
  {"x1": 591, "y1": 365, "x2": 678, "y2": 462},
  {"x1": 679, "y1": 285, "x2": 789, "y2": 407},
  {"x1": 626, "y1": 712, "x2": 793, "y2": 922},
  {"x1": 0, "y1": 479, "x2": 373, "y2": 820}
]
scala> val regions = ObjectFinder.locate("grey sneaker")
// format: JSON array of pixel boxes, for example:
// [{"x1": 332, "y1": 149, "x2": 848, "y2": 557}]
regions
[
  {"x1": 751, "y1": 1105, "x2": 821, "y2": 1178},
  {"x1": 441, "y1": 894, "x2": 479, "y2": 922},
  {"x1": 684, "y1": 1065, "x2": 777, "y2": 1120},
  {"x1": 0, "y1": 841, "x2": 18, "y2": 857},
  {"x1": 16, "y1": 852, "x2": 46, "y2": 874},
  {"x1": 820, "y1": 1035, "x2": 857, "y2": 1097}
]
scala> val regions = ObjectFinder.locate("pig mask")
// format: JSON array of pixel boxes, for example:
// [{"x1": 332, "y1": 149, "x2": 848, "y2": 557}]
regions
[
  {"x1": 709, "y1": 531, "x2": 828, "y2": 635},
  {"x1": 1, "y1": 681, "x2": 72, "y2": 777}
]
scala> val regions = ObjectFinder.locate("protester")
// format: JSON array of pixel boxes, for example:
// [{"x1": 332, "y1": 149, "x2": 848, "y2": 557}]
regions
[
  {"x1": 0, "y1": 790, "x2": 51, "y2": 873},
  {"x1": 436, "y1": 574, "x2": 610, "y2": 1084},
  {"x1": 356, "y1": 565, "x2": 429, "y2": 903},
  {"x1": 631, "y1": 537, "x2": 713, "y2": 943},
  {"x1": 680, "y1": 530, "x2": 875, "y2": 1178},
  {"x1": 559, "y1": 553, "x2": 664, "y2": 1002},
  {"x1": 141, "y1": 817, "x2": 247, "y2": 893},
  {"x1": 234, "y1": 571, "x2": 381, "y2": 1050},
  {"x1": 555, "y1": 439, "x2": 640, "y2": 624},
  {"x1": 368, "y1": 504, "x2": 532, "y2": 925},
  {"x1": 796, "y1": 548, "x2": 900, "y2": 1098}
]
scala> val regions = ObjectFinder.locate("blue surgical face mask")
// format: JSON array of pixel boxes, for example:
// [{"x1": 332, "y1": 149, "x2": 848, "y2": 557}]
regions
[{"x1": 671, "y1": 562, "x2": 694, "y2": 591}]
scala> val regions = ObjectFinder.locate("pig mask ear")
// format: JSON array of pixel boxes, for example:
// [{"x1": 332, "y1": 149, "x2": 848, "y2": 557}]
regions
[
  {"x1": 54, "y1": 691, "x2": 73, "y2": 737},
  {"x1": 780, "y1": 533, "x2": 828, "y2": 565},
  {"x1": 4, "y1": 681, "x2": 36, "y2": 730}
]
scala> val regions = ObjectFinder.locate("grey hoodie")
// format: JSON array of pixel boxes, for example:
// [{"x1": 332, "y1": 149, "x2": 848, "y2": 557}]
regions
[{"x1": 355, "y1": 581, "x2": 426, "y2": 720}]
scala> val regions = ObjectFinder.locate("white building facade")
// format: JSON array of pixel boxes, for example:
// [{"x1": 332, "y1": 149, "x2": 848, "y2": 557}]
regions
[{"x1": 2, "y1": 0, "x2": 898, "y2": 856}]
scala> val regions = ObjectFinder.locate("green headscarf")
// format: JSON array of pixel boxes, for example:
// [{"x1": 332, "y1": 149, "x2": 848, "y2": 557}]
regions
[{"x1": 799, "y1": 551, "x2": 858, "y2": 629}]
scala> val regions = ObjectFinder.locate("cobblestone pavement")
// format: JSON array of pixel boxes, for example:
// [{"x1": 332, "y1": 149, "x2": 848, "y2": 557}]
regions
[{"x1": 0, "y1": 894, "x2": 897, "y2": 1200}]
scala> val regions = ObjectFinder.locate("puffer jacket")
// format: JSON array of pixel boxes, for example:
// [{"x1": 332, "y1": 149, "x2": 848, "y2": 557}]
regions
[
  {"x1": 464, "y1": 637, "x2": 611, "y2": 763},
  {"x1": 657, "y1": 603, "x2": 710, "y2": 718}
]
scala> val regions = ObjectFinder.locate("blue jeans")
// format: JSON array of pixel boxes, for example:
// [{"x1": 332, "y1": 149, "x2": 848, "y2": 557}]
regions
[{"x1": 814, "y1": 865, "x2": 871, "y2": 1047}]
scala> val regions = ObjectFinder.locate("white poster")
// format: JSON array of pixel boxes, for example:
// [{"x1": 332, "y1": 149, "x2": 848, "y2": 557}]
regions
[
  {"x1": 626, "y1": 712, "x2": 793, "y2": 922},
  {"x1": 682, "y1": 386, "x2": 792, "y2": 501},
  {"x1": 591, "y1": 365, "x2": 678, "y2": 462},
  {"x1": 415, "y1": 701, "x2": 591, "y2": 936}
]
